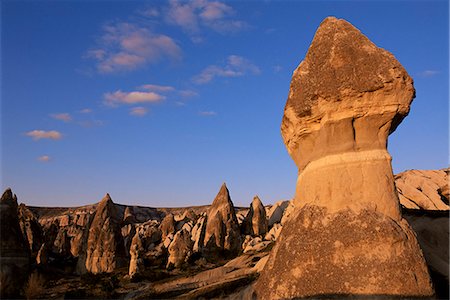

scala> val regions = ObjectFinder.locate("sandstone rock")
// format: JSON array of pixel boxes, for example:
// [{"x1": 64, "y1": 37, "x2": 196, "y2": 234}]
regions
[
  {"x1": 58, "y1": 214, "x2": 70, "y2": 227},
  {"x1": 264, "y1": 223, "x2": 282, "y2": 241},
  {"x1": 123, "y1": 206, "x2": 137, "y2": 224},
  {"x1": 201, "y1": 183, "x2": 241, "y2": 257},
  {"x1": 0, "y1": 189, "x2": 30, "y2": 298},
  {"x1": 191, "y1": 214, "x2": 206, "y2": 252},
  {"x1": 18, "y1": 203, "x2": 43, "y2": 258},
  {"x1": 242, "y1": 196, "x2": 268, "y2": 236},
  {"x1": 167, "y1": 229, "x2": 193, "y2": 269},
  {"x1": 256, "y1": 206, "x2": 434, "y2": 298},
  {"x1": 280, "y1": 201, "x2": 295, "y2": 225},
  {"x1": 395, "y1": 168, "x2": 449, "y2": 210},
  {"x1": 267, "y1": 200, "x2": 289, "y2": 227},
  {"x1": 404, "y1": 210, "x2": 449, "y2": 298},
  {"x1": 159, "y1": 213, "x2": 176, "y2": 240},
  {"x1": 242, "y1": 236, "x2": 272, "y2": 254},
  {"x1": 255, "y1": 17, "x2": 433, "y2": 298},
  {"x1": 129, "y1": 232, "x2": 144, "y2": 278},
  {"x1": 85, "y1": 193, "x2": 127, "y2": 274}
]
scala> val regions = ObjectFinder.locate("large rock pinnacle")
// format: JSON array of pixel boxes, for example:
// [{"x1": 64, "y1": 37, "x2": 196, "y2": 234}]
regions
[
  {"x1": 84, "y1": 193, "x2": 127, "y2": 274},
  {"x1": 254, "y1": 17, "x2": 433, "y2": 298}
]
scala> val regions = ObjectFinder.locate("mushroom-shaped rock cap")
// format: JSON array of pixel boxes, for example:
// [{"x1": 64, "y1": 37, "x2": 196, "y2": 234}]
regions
[{"x1": 282, "y1": 17, "x2": 415, "y2": 170}]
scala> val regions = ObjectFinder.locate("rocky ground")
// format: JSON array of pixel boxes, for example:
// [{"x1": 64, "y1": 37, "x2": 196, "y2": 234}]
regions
[{"x1": 0, "y1": 168, "x2": 448, "y2": 299}]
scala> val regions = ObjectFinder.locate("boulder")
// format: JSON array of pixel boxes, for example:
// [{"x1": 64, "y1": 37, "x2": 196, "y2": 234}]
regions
[
  {"x1": 85, "y1": 193, "x2": 127, "y2": 274},
  {"x1": 242, "y1": 196, "x2": 268, "y2": 236},
  {"x1": 0, "y1": 189, "x2": 30, "y2": 298},
  {"x1": 254, "y1": 17, "x2": 433, "y2": 298}
]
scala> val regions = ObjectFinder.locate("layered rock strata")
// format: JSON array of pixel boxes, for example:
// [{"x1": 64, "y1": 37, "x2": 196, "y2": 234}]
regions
[{"x1": 255, "y1": 17, "x2": 434, "y2": 298}]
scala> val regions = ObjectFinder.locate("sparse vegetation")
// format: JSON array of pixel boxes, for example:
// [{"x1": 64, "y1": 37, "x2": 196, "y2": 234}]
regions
[{"x1": 24, "y1": 271, "x2": 46, "y2": 300}]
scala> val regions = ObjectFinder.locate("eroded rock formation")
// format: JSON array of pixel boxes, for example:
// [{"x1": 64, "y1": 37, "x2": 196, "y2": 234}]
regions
[
  {"x1": 396, "y1": 168, "x2": 449, "y2": 210},
  {"x1": 0, "y1": 189, "x2": 30, "y2": 298},
  {"x1": 201, "y1": 183, "x2": 241, "y2": 257},
  {"x1": 242, "y1": 196, "x2": 268, "y2": 236},
  {"x1": 254, "y1": 17, "x2": 434, "y2": 298},
  {"x1": 85, "y1": 194, "x2": 127, "y2": 274}
]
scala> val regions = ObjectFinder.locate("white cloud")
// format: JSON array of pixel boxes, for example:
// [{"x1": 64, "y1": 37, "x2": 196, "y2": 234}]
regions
[
  {"x1": 37, "y1": 155, "x2": 51, "y2": 162},
  {"x1": 26, "y1": 130, "x2": 63, "y2": 141},
  {"x1": 129, "y1": 106, "x2": 149, "y2": 117},
  {"x1": 104, "y1": 90, "x2": 165, "y2": 106},
  {"x1": 193, "y1": 55, "x2": 260, "y2": 84},
  {"x1": 50, "y1": 113, "x2": 72, "y2": 122},
  {"x1": 417, "y1": 70, "x2": 440, "y2": 77},
  {"x1": 199, "y1": 110, "x2": 217, "y2": 116},
  {"x1": 165, "y1": 0, "x2": 248, "y2": 37},
  {"x1": 140, "y1": 84, "x2": 175, "y2": 92},
  {"x1": 87, "y1": 22, "x2": 182, "y2": 73}
]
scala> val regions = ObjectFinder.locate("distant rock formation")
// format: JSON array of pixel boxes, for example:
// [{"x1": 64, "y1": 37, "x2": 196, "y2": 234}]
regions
[
  {"x1": 123, "y1": 206, "x2": 137, "y2": 224},
  {"x1": 18, "y1": 203, "x2": 44, "y2": 258},
  {"x1": 267, "y1": 200, "x2": 289, "y2": 227},
  {"x1": 167, "y1": 229, "x2": 193, "y2": 269},
  {"x1": 254, "y1": 17, "x2": 433, "y2": 298},
  {"x1": 242, "y1": 196, "x2": 268, "y2": 236},
  {"x1": 201, "y1": 183, "x2": 241, "y2": 257},
  {"x1": 85, "y1": 194, "x2": 127, "y2": 274},
  {"x1": 0, "y1": 189, "x2": 30, "y2": 298},
  {"x1": 159, "y1": 213, "x2": 176, "y2": 240},
  {"x1": 396, "y1": 168, "x2": 449, "y2": 210}
]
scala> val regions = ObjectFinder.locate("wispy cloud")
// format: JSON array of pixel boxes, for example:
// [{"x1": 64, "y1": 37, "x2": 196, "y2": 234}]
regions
[
  {"x1": 79, "y1": 108, "x2": 93, "y2": 114},
  {"x1": 37, "y1": 155, "x2": 51, "y2": 162},
  {"x1": 78, "y1": 120, "x2": 104, "y2": 128},
  {"x1": 199, "y1": 110, "x2": 217, "y2": 116},
  {"x1": 179, "y1": 89, "x2": 198, "y2": 98},
  {"x1": 140, "y1": 84, "x2": 175, "y2": 92},
  {"x1": 165, "y1": 0, "x2": 249, "y2": 39},
  {"x1": 273, "y1": 65, "x2": 283, "y2": 73},
  {"x1": 26, "y1": 130, "x2": 63, "y2": 141},
  {"x1": 86, "y1": 22, "x2": 182, "y2": 73},
  {"x1": 129, "y1": 106, "x2": 149, "y2": 117},
  {"x1": 50, "y1": 113, "x2": 72, "y2": 122},
  {"x1": 104, "y1": 90, "x2": 165, "y2": 106},
  {"x1": 193, "y1": 55, "x2": 260, "y2": 84},
  {"x1": 417, "y1": 70, "x2": 440, "y2": 77}
]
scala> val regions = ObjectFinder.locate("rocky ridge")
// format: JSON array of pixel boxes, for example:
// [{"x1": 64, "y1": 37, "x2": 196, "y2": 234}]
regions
[{"x1": 0, "y1": 168, "x2": 447, "y2": 298}]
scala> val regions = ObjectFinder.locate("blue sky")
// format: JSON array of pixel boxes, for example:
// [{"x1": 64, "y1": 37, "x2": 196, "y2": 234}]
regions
[{"x1": 1, "y1": 0, "x2": 448, "y2": 207}]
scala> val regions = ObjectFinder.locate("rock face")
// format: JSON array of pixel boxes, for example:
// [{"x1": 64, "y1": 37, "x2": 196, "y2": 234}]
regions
[
  {"x1": 159, "y1": 213, "x2": 176, "y2": 240},
  {"x1": 201, "y1": 183, "x2": 241, "y2": 257},
  {"x1": 85, "y1": 194, "x2": 127, "y2": 274},
  {"x1": 255, "y1": 17, "x2": 433, "y2": 298},
  {"x1": 18, "y1": 203, "x2": 44, "y2": 258},
  {"x1": 0, "y1": 189, "x2": 30, "y2": 298},
  {"x1": 167, "y1": 229, "x2": 193, "y2": 268},
  {"x1": 242, "y1": 196, "x2": 268, "y2": 236},
  {"x1": 396, "y1": 168, "x2": 449, "y2": 210}
]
